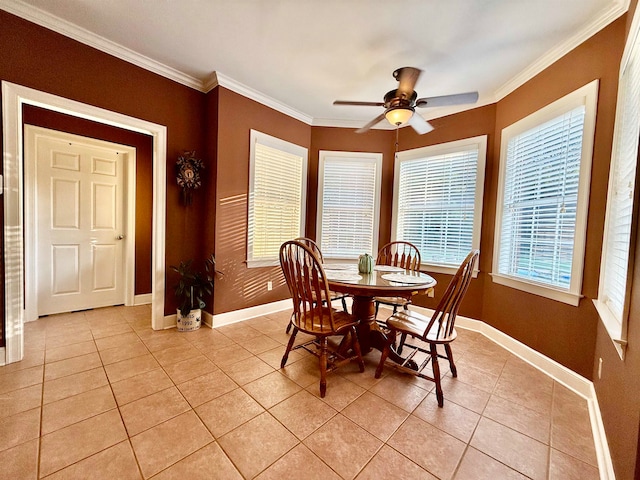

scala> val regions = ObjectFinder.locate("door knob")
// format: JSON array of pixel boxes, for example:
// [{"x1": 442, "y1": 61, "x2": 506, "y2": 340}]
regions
[{"x1": 116, "y1": 234, "x2": 125, "y2": 240}]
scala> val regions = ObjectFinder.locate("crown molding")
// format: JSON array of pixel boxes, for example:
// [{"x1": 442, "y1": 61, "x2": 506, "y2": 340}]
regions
[
  {"x1": 312, "y1": 117, "x2": 394, "y2": 129},
  {"x1": 495, "y1": 0, "x2": 629, "y2": 100},
  {"x1": 0, "y1": 0, "x2": 204, "y2": 91},
  {"x1": 2, "y1": 0, "x2": 630, "y2": 125},
  {"x1": 210, "y1": 72, "x2": 314, "y2": 125}
]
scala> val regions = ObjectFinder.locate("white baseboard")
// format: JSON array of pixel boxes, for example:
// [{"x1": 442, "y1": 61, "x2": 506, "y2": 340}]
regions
[
  {"x1": 211, "y1": 299, "x2": 292, "y2": 328},
  {"x1": 202, "y1": 310, "x2": 214, "y2": 328},
  {"x1": 409, "y1": 305, "x2": 613, "y2": 480},
  {"x1": 159, "y1": 299, "x2": 614, "y2": 479},
  {"x1": 161, "y1": 300, "x2": 292, "y2": 330},
  {"x1": 588, "y1": 383, "x2": 616, "y2": 480},
  {"x1": 133, "y1": 294, "x2": 152, "y2": 306},
  {"x1": 160, "y1": 313, "x2": 177, "y2": 330}
]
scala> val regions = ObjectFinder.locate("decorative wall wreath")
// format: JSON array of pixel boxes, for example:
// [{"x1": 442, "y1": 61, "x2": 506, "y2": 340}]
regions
[{"x1": 176, "y1": 151, "x2": 204, "y2": 205}]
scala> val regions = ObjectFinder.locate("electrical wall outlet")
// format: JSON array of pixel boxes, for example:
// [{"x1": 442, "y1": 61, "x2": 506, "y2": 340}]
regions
[{"x1": 267, "y1": 281, "x2": 273, "y2": 291}]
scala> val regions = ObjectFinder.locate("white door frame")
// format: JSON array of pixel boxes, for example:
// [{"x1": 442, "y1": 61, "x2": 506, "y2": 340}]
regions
[
  {"x1": 24, "y1": 125, "x2": 136, "y2": 320},
  {"x1": 1, "y1": 81, "x2": 167, "y2": 365}
]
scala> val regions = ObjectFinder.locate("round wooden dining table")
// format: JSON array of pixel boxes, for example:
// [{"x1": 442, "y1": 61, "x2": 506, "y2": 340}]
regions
[{"x1": 324, "y1": 264, "x2": 436, "y2": 363}]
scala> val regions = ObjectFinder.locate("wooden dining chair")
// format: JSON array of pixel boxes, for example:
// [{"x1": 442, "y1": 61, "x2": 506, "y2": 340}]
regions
[
  {"x1": 285, "y1": 237, "x2": 349, "y2": 334},
  {"x1": 374, "y1": 249, "x2": 479, "y2": 407},
  {"x1": 374, "y1": 241, "x2": 422, "y2": 318},
  {"x1": 280, "y1": 240, "x2": 365, "y2": 397}
]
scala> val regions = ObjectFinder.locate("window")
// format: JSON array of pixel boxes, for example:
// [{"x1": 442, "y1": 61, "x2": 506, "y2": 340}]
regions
[
  {"x1": 316, "y1": 151, "x2": 382, "y2": 259},
  {"x1": 595, "y1": 12, "x2": 640, "y2": 359},
  {"x1": 492, "y1": 80, "x2": 598, "y2": 305},
  {"x1": 392, "y1": 136, "x2": 486, "y2": 274},
  {"x1": 247, "y1": 130, "x2": 308, "y2": 267}
]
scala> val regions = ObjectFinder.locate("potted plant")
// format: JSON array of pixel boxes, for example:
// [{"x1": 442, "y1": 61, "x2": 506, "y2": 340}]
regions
[{"x1": 171, "y1": 253, "x2": 221, "y2": 331}]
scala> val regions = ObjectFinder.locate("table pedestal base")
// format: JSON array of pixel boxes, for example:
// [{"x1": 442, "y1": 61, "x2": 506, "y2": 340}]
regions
[{"x1": 350, "y1": 295, "x2": 418, "y2": 369}]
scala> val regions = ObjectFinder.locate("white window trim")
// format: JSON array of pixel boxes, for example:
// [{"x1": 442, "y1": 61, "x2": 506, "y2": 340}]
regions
[
  {"x1": 491, "y1": 80, "x2": 599, "y2": 306},
  {"x1": 593, "y1": 9, "x2": 640, "y2": 360},
  {"x1": 316, "y1": 151, "x2": 382, "y2": 260},
  {"x1": 391, "y1": 136, "x2": 487, "y2": 275},
  {"x1": 247, "y1": 130, "x2": 308, "y2": 268}
]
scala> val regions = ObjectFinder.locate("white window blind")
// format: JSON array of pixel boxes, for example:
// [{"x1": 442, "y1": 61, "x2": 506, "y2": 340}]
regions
[
  {"x1": 247, "y1": 131, "x2": 307, "y2": 267},
  {"x1": 601, "y1": 58, "x2": 639, "y2": 318},
  {"x1": 493, "y1": 80, "x2": 598, "y2": 305},
  {"x1": 596, "y1": 14, "x2": 640, "y2": 355},
  {"x1": 498, "y1": 106, "x2": 585, "y2": 289},
  {"x1": 317, "y1": 152, "x2": 382, "y2": 259},
  {"x1": 393, "y1": 136, "x2": 486, "y2": 271}
]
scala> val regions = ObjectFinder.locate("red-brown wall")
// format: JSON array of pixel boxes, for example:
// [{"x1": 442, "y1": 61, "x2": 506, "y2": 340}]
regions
[
  {"x1": 22, "y1": 105, "x2": 153, "y2": 295},
  {"x1": 395, "y1": 105, "x2": 497, "y2": 321},
  {"x1": 592, "y1": 2, "x2": 640, "y2": 478},
  {"x1": 1, "y1": 6, "x2": 638, "y2": 476},
  {"x1": 307, "y1": 126, "x2": 395, "y2": 242},
  {"x1": 482, "y1": 17, "x2": 625, "y2": 378},
  {"x1": 212, "y1": 88, "x2": 310, "y2": 313},
  {"x1": 0, "y1": 10, "x2": 208, "y2": 316}
]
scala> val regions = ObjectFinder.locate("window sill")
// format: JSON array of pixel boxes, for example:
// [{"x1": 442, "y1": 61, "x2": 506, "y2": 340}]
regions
[
  {"x1": 246, "y1": 259, "x2": 279, "y2": 269},
  {"x1": 490, "y1": 273, "x2": 582, "y2": 306},
  {"x1": 593, "y1": 299, "x2": 626, "y2": 360},
  {"x1": 421, "y1": 263, "x2": 479, "y2": 278}
]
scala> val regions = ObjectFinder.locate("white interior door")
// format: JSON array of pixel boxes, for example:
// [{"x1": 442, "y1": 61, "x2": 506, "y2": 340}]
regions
[{"x1": 30, "y1": 127, "x2": 129, "y2": 316}]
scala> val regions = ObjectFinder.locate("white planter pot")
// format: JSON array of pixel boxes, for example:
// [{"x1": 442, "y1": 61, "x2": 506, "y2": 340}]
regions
[{"x1": 176, "y1": 308, "x2": 201, "y2": 331}]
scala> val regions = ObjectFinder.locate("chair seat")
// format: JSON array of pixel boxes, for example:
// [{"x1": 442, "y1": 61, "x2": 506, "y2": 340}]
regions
[
  {"x1": 387, "y1": 310, "x2": 457, "y2": 344},
  {"x1": 310, "y1": 290, "x2": 348, "y2": 303},
  {"x1": 375, "y1": 250, "x2": 479, "y2": 408},
  {"x1": 297, "y1": 307, "x2": 359, "y2": 335},
  {"x1": 280, "y1": 239, "x2": 365, "y2": 398}
]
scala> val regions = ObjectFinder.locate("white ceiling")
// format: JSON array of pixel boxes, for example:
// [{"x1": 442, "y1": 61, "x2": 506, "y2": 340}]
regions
[{"x1": 1, "y1": 0, "x2": 628, "y2": 129}]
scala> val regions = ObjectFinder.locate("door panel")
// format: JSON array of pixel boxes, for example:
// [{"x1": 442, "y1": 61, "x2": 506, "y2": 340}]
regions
[
  {"x1": 92, "y1": 245, "x2": 117, "y2": 291},
  {"x1": 52, "y1": 178, "x2": 80, "y2": 228},
  {"x1": 35, "y1": 132, "x2": 126, "y2": 315},
  {"x1": 51, "y1": 244, "x2": 80, "y2": 295},
  {"x1": 93, "y1": 183, "x2": 117, "y2": 229}
]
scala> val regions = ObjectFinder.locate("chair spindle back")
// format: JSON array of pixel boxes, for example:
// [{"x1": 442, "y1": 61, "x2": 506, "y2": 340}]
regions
[
  {"x1": 424, "y1": 250, "x2": 479, "y2": 340},
  {"x1": 377, "y1": 241, "x2": 421, "y2": 272},
  {"x1": 280, "y1": 240, "x2": 336, "y2": 334},
  {"x1": 294, "y1": 237, "x2": 324, "y2": 262}
]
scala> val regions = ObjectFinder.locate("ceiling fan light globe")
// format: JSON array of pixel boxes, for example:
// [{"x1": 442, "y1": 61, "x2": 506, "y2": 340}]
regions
[{"x1": 385, "y1": 107, "x2": 413, "y2": 126}]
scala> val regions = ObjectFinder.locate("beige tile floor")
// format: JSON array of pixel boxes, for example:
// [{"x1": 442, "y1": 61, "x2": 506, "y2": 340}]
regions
[{"x1": 0, "y1": 305, "x2": 600, "y2": 479}]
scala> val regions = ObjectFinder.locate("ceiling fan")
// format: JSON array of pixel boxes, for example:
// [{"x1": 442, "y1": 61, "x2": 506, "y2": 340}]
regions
[{"x1": 333, "y1": 67, "x2": 479, "y2": 134}]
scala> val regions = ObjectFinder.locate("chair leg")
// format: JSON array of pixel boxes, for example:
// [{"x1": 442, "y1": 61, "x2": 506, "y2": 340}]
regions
[
  {"x1": 285, "y1": 311, "x2": 295, "y2": 334},
  {"x1": 430, "y1": 343, "x2": 444, "y2": 407},
  {"x1": 319, "y1": 337, "x2": 328, "y2": 398},
  {"x1": 350, "y1": 326, "x2": 365, "y2": 372},
  {"x1": 281, "y1": 327, "x2": 298, "y2": 368},
  {"x1": 444, "y1": 343, "x2": 457, "y2": 377},
  {"x1": 341, "y1": 297, "x2": 348, "y2": 313},
  {"x1": 375, "y1": 329, "x2": 395, "y2": 379},
  {"x1": 397, "y1": 332, "x2": 408, "y2": 354}
]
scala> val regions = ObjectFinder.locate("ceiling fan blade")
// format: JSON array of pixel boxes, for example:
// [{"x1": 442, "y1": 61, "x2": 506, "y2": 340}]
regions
[
  {"x1": 356, "y1": 113, "x2": 386, "y2": 133},
  {"x1": 415, "y1": 91, "x2": 479, "y2": 108},
  {"x1": 394, "y1": 67, "x2": 422, "y2": 99},
  {"x1": 333, "y1": 100, "x2": 385, "y2": 107},
  {"x1": 408, "y1": 114, "x2": 434, "y2": 135}
]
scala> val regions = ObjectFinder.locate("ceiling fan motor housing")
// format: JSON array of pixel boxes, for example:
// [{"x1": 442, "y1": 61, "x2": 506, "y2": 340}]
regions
[{"x1": 384, "y1": 89, "x2": 417, "y2": 108}]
